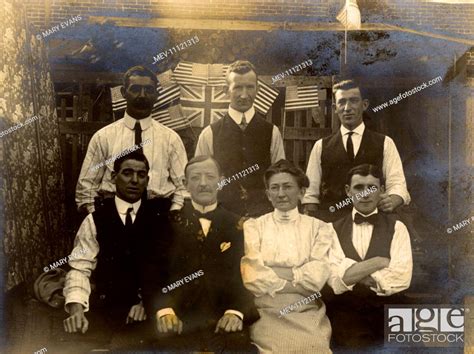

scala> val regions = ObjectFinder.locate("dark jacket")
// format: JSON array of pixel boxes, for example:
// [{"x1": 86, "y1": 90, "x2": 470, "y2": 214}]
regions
[{"x1": 143, "y1": 201, "x2": 259, "y2": 326}]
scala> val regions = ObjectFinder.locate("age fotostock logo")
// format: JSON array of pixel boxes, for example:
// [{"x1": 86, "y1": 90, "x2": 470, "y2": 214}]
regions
[{"x1": 385, "y1": 305, "x2": 467, "y2": 347}]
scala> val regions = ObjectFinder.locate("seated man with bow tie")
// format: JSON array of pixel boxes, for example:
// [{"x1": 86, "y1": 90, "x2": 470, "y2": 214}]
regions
[
  {"x1": 63, "y1": 151, "x2": 167, "y2": 350},
  {"x1": 326, "y1": 163, "x2": 413, "y2": 349},
  {"x1": 142, "y1": 155, "x2": 260, "y2": 352}
]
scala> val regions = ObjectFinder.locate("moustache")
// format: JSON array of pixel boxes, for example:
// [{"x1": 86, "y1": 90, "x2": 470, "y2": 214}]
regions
[
  {"x1": 133, "y1": 98, "x2": 153, "y2": 109},
  {"x1": 198, "y1": 187, "x2": 213, "y2": 193}
]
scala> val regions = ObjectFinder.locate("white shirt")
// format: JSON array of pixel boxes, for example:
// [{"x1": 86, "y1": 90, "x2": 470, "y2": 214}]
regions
[
  {"x1": 192, "y1": 200, "x2": 217, "y2": 236},
  {"x1": 115, "y1": 196, "x2": 141, "y2": 224},
  {"x1": 157, "y1": 200, "x2": 244, "y2": 321},
  {"x1": 194, "y1": 105, "x2": 286, "y2": 164},
  {"x1": 76, "y1": 112, "x2": 188, "y2": 213},
  {"x1": 241, "y1": 208, "x2": 333, "y2": 298},
  {"x1": 327, "y1": 208, "x2": 413, "y2": 296},
  {"x1": 302, "y1": 122, "x2": 411, "y2": 205}
]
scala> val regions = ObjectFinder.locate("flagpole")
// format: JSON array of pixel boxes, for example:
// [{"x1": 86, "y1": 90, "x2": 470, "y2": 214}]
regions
[
  {"x1": 282, "y1": 109, "x2": 287, "y2": 141},
  {"x1": 344, "y1": 7, "x2": 348, "y2": 65}
]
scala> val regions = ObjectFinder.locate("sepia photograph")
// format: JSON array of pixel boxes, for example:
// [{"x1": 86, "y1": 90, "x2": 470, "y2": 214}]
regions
[{"x1": 1, "y1": 0, "x2": 473, "y2": 353}]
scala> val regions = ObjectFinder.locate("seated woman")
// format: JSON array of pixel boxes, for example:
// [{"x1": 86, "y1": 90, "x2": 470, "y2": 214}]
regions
[{"x1": 241, "y1": 159, "x2": 334, "y2": 353}]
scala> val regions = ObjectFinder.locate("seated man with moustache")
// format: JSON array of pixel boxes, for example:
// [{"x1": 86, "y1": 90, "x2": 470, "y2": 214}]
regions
[
  {"x1": 326, "y1": 164, "x2": 413, "y2": 349},
  {"x1": 142, "y1": 155, "x2": 259, "y2": 353},
  {"x1": 63, "y1": 151, "x2": 168, "y2": 350}
]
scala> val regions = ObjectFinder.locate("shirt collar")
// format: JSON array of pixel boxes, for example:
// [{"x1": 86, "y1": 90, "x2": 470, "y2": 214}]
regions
[
  {"x1": 228, "y1": 105, "x2": 256, "y2": 125},
  {"x1": 191, "y1": 200, "x2": 218, "y2": 214},
  {"x1": 115, "y1": 195, "x2": 142, "y2": 215},
  {"x1": 123, "y1": 111, "x2": 152, "y2": 131},
  {"x1": 340, "y1": 121, "x2": 365, "y2": 136},
  {"x1": 273, "y1": 207, "x2": 300, "y2": 222},
  {"x1": 352, "y1": 207, "x2": 378, "y2": 220}
]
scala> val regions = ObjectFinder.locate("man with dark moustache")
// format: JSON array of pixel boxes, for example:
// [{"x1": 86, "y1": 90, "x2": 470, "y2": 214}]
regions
[
  {"x1": 143, "y1": 155, "x2": 259, "y2": 352},
  {"x1": 64, "y1": 152, "x2": 167, "y2": 350},
  {"x1": 76, "y1": 65, "x2": 187, "y2": 216},
  {"x1": 195, "y1": 60, "x2": 285, "y2": 217},
  {"x1": 326, "y1": 164, "x2": 412, "y2": 349},
  {"x1": 302, "y1": 79, "x2": 410, "y2": 222}
]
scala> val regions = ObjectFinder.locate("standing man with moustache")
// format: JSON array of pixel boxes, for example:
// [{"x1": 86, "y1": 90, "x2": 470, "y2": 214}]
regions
[
  {"x1": 302, "y1": 79, "x2": 410, "y2": 222},
  {"x1": 195, "y1": 60, "x2": 285, "y2": 217},
  {"x1": 76, "y1": 65, "x2": 187, "y2": 216}
]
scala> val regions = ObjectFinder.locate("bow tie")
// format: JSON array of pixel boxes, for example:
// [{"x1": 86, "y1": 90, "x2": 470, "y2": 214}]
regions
[
  {"x1": 193, "y1": 209, "x2": 216, "y2": 220},
  {"x1": 354, "y1": 213, "x2": 378, "y2": 225}
]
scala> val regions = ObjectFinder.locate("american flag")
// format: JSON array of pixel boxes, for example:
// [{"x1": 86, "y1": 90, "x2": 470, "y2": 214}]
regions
[
  {"x1": 180, "y1": 85, "x2": 229, "y2": 127},
  {"x1": 284, "y1": 85, "x2": 319, "y2": 111},
  {"x1": 151, "y1": 104, "x2": 190, "y2": 131},
  {"x1": 336, "y1": 0, "x2": 361, "y2": 30}
]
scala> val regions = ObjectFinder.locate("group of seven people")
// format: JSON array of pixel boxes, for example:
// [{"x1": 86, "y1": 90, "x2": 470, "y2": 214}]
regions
[{"x1": 62, "y1": 60, "x2": 413, "y2": 353}]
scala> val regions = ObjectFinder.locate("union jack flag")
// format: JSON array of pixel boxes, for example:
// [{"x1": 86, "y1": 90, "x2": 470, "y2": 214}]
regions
[{"x1": 180, "y1": 85, "x2": 230, "y2": 127}]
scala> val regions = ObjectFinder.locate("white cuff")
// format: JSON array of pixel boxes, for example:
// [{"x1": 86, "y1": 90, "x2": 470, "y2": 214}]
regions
[
  {"x1": 224, "y1": 309, "x2": 244, "y2": 321},
  {"x1": 267, "y1": 278, "x2": 287, "y2": 298},
  {"x1": 65, "y1": 297, "x2": 89, "y2": 313},
  {"x1": 291, "y1": 267, "x2": 302, "y2": 287},
  {"x1": 157, "y1": 308, "x2": 176, "y2": 318},
  {"x1": 370, "y1": 271, "x2": 389, "y2": 296}
]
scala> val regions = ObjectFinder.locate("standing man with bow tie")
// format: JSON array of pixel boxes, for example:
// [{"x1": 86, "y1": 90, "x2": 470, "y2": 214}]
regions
[
  {"x1": 302, "y1": 79, "x2": 410, "y2": 222},
  {"x1": 326, "y1": 164, "x2": 412, "y2": 349},
  {"x1": 76, "y1": 65, "x2": 187, "y2": 216},
  {"x1": 142, "y1": 155, "x2": 259, "y2": 352},
  {"x1": 195, "y1": 60, "x2": 285, "y2": 217}
]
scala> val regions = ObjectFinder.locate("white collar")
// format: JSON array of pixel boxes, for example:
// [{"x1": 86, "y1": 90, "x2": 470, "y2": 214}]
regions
[
  {"x1": 123, "y1": 111, "x2": 152, "y2": 131},
  {"x1": 228, "y1": 105, "x2": 256, "y2": 125},
  {"x1": 352, "y1": 207, "x2": 378, "y2": 220},
  {"x1": 273, "y1": 207, "x2": 300, "y2": 222},
  {"x1": 340, "y1": 121, "x2": 365, "y2": 136},
  {"x1": 114, "y1": 195, "x2": 142, "y2": 215},
  {"x1": 191, "y1": 200, "x2": 218, "y2": 214}
]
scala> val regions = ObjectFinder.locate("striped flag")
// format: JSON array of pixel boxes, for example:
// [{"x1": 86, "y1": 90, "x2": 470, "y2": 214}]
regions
[
  {"x1": 151, "y1": 104, "x2": 190, "y2": 131},
  {"x1": 284, "y1": 85, "x2": 319, "y2": 111},
  {"x1": 336, "y1": 0, "x2": 361, "y2": 30},
  {"x1": 255, "y1": 80, "x2": 279, "y2": 115},
  {"x1": 111, "y1": 85, "x2": 126, "y2": 111}
]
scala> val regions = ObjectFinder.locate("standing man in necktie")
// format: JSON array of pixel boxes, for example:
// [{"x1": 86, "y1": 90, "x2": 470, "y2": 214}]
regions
[
  {"x1": 64, "y1": 152, "x2": 169, "y2": 350},
  {"x1": 142, "y1": 155, "x2": 259, "y2": 352},
  {"x1": 302, "y1": 79, "x2": 410, "y2": 222},
  {"x1": 195, "y1": 60, "x2": 285, "y2": 217},
  {"x1": 76, "y1": 65, "x2": 188, "y2": 216},
  {"x1": 326, "y1": 164, "x2": 412, "y2": 349}
]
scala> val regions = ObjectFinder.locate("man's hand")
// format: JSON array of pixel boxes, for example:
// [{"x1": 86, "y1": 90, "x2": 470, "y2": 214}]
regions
[
  {"x1": 359, "y1": 276, "x2": 377, "y2": 288},
  {"x1": 378, "y1": 194, "x2": 403, "y2": 213},
  {"x1": 272, "y1": 266, "x2": 293, "y2": 281},
  {"x1": 303, "y1": 204, "x2": 318, "y2": 216},
  {"x1": 215, "y1": 313, "x2": 243, "y2": 333},
  {"x1": 126, "y1": 301, "x2": 147, "y2": 324},
  {"x1": 156, "y1": 313, "x2": 183, "y2": 334},
  {"x1": 64, "y1": 303, "x2": 89, "y2": 334}
]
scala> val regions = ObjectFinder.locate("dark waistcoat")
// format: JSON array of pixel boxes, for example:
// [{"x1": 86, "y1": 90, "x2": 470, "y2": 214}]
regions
[
  {"x1": 91, "y1": 199, "x2": 151, "y2": 307},
  {"x1": 320, "y1": 129, "x2": 384, "y2": 206},
  {"x1": 332, "y1": 212, "x2": 396, "y2": 262},
  {"x1": 211, "y1": 113, "x2": 273, "y2": 216}
]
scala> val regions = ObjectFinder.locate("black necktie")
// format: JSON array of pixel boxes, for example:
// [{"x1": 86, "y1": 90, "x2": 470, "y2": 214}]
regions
[
  {"x1": 354, "y1": 213, "x2": 378, "y2": 225},
  {"x1": 125, "y1": 207, "x2": 133, "y2": 227},
  {"x1": 240, "y1": 114, "x2": 247, "y2": 131},
  {"x1": 346, "y1": 132, "x2": 354, "y2": 160},
  {"x1": 134, "y1": 121, "x2": 142, "y2": 146}
]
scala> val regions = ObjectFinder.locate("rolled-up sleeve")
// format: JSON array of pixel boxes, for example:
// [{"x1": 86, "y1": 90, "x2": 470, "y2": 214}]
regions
[
  {"x1": 168, "y1": 134, "x2": 188, "y2": 210},
  {"x1": 327, "y1": 224, "x2": 358, "y2": 294},
  {"x1": 241, "y1": 219, "x2": 286, "y2": 297},
  {"x1": 370, "y1": 221, "x2": 412, "y2": 296},
  {"x1": 383, "y1": 137, "x2": 411, "y2": 205},
  {"x1": 63, "y1": 214, "x2": 100, "y2": 313},
  {"x1": 302, "y1": 139, "x2": 322, "y2": 205},
  {"x1": 291, "y1": 220, "x2": 332, "y2": 292}
]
